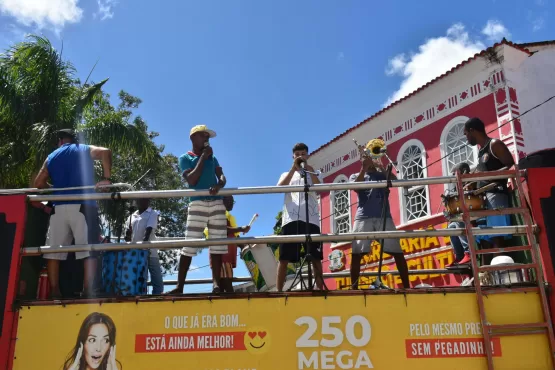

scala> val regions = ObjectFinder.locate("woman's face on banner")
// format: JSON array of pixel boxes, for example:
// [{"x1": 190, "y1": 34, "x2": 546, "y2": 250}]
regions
[{"x1": 84, "y1": 323, "x2": 110, "y2": 369}]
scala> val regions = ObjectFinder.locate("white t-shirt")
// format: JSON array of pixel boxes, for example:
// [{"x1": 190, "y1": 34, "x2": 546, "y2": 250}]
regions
[
  {"x1": 126, "y1": 207, "x2": 160, "y2": 257},
  {"x1": 278, "y1": 170, "x2": 322, "y2": 227}
]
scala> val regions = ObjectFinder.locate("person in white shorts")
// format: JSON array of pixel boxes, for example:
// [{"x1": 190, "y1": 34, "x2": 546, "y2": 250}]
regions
[
  {"x1": 34, "y1": 129, "x2": 112, "y2": 298},
  {"x1": 349, "y1": 152, "x2": 409, "y2": 289},
  {"x1": 167, "y1": 125, "x2": 227, "y2": 294}
]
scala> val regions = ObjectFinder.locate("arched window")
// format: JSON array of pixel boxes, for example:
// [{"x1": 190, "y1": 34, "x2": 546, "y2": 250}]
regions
[
  {"x1": 330, "y1": 174, "x2": 351, "y2": 234},
  {"x1": 397, "y1": 140, "x2": 430, "y2": 223},
  {"x1": 440, "y1": 116, "x2": 479, "y2": 176}
]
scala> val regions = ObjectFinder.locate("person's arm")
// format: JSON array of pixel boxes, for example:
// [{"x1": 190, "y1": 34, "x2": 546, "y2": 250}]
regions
[
  {"x1": 304, "y1": 163, "x2": 322, "y2": 185},
  {"x1": 491, "y1": 139, "x2": 516, "y2": 189},
  {"x1": 228, "y1": 225, "x2": 251, "y2": 234},
  {"x1": 277, "y1": 162, "x2": 297, "y2": 186},
  {"x1": 143, "y1": 227, "x2": 153, "y2": 242},
  {"x1": 491, "y1": 139, "x2": 515, "y2": 168},
  {"x1": 123, "y1": 215, "x2": 133, "y2": 241},
  {"x1": 209, "y1": 160, "x2": 226, "y2": 195},
  {"x1": 34, "y1": 160, "x2": 50, "y2": 189},
  {"x1": 181, "y1": 148, "x2": 211, "y2": 187},
  {"x1": 124, "y1": 226, "x2": 132, "y2": 242},
  {"x1": 352, "y1": 157, "x2": 372, "y2": 183},
  {"x1": 144, "y1": 211, "x2": 159, "y2": 241},
  {"x1": 89, "y1": 145, "x2": 112, "y2": 180}
]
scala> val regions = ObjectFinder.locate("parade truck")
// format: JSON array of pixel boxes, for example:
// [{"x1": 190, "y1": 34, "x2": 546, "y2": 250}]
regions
[{"x1": 2, "y1": 164, "x2": 555, "y2": 370}]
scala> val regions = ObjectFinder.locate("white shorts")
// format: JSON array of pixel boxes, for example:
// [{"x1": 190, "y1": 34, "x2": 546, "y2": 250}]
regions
[
  {"x1": 182, "y1": 199, "x2": 228, "y2": 257},
  {"x1": 44, "y1": 204, "x2": 94, "y2": 260}
]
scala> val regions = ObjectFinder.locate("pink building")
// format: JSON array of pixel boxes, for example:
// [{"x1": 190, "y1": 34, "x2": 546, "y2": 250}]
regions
[{"x1": 308, "y1": 39, "x2": 555, "y2": 290}]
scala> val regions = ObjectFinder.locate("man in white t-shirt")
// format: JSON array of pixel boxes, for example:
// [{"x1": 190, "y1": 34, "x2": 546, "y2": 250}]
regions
[
  {"x1": 276, "y1": 143, "x2": 324, "y2": 291},
  {"x1": 124, "y1": 198, "x2": 163, "y2": 294}
]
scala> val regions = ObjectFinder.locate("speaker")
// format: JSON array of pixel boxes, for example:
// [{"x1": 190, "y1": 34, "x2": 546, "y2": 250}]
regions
[{"x1": 519, "y1": 148, "x2": 555, "y2": 170}]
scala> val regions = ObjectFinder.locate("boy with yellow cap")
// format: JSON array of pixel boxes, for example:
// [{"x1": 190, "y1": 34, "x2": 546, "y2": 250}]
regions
[{"x1": 168, "y1": 125, "x2": 227, "y2": 294}]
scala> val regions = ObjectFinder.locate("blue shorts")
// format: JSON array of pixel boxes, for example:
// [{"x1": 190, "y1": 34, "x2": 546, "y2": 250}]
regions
[{"x1": 476, "y1": 192, "x2": 512, "y2": 243}]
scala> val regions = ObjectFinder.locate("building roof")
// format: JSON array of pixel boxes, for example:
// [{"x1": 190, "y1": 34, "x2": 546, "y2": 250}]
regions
[
  {"x1": 310, "y1": 39, "x2": 531, "y2": 157},
  {"x1": 517, "y1": 40, "x2": 555, "y2": 49}
]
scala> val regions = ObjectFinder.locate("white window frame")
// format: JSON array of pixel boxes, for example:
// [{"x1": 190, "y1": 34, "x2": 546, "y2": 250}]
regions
[
  {"x1": 439, "y1": 116, "x2": 479, "y2": 190},
  {"x1": 329, "y1": 174, "x2": 351, "y2": 235},
  {"x1": 397, "y1": 139, "x2": 431, "y2": 224}
]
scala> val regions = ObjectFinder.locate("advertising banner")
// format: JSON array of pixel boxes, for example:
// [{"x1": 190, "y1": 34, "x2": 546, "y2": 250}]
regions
[
  {"x1": 328, "y1": 223, "x2": 467, "y2": 289},
  {"x1": 12, "y1": 292, "x2": 551, "y2": 370}
]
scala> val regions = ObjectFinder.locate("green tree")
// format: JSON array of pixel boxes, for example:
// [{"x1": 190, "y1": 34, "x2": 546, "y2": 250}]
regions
[
  {"x1": 0, "y1": 35, "x2": 156, "y2": 189},
  {"x1": 88, "y1": 90, "x2": 187, "y2": 275}
]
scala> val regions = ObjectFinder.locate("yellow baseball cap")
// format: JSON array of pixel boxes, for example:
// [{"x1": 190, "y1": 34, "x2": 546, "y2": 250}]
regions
[{"x1": 189, "y1": 124, "x2": 217, "y2": 138}]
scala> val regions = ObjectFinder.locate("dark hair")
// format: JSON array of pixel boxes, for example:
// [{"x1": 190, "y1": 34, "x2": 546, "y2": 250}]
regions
[
  {"x1": 57, "y1": 129, "x2": 78, "y2": 143},
  {"x1": 464, "y1": 117, "x2": 486, "y2": 134},
  {"x1": 292, "y1": 143, "x2": 309, "y2": 153},
  {"x1": 63, "y1": 312, "x2": 121, "y2": 370},
  {"x1": 452, "y1": 162, "x2": 470, "y2": 175}
]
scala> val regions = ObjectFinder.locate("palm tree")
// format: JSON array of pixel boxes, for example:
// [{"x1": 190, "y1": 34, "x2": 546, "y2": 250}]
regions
[{"x1": 0, "y1": 35, "x2": 158, "y2": 189}]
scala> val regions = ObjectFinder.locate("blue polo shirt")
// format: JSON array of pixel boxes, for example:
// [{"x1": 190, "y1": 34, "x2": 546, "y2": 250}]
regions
[
  {"x1": 46, "y1": 143, "x2": 96, "y2": 206},
  {"x1": 179, "y1": 151, "x2": 223, "y2": 201},
  {"x1": 349, "y1": 171, "x2": 392, "y2": 220}
]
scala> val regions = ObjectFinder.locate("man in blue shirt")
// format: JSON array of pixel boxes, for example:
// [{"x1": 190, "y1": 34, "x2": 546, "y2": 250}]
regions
[
  {"x1": 34, "y1": 129, "x2": 112, "y2": 298},
  {"x1": 168, "y1": 125, "x2": 227, "y2": 294},
  {"x1": 349, "y1": 153, "x2": 410, "y2": 289}
]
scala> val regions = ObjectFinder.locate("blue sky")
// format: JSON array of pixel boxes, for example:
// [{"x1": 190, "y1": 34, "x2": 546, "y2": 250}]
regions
[{"x1": 1, "y1": 0, "x2": 553, "y2": 292}]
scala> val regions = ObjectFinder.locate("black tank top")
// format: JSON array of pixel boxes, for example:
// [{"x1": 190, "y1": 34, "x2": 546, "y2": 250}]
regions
[{"x1": 477, "y1": 139, "x2": 507, "y2": 192}]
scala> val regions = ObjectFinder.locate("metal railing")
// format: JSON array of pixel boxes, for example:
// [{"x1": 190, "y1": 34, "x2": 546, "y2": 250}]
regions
[
  {"x1": 20, "y1": 170, "x2": 526, "y2": 257},
  {"x1": 155, "y1": 269, "x2": 474, "y2": 286},
  {"x1": 23, "y1": 225, "x2": 528, "y2": 255},
  {"x1": 25, "y1": 172, "x2": 514, "y2": 202},
  {"x1": 17, "y1": 170, "x2": 531, "y2": 292},
  {"x1": 1, "y1": 183, "x2": 134, "y2": 195}
]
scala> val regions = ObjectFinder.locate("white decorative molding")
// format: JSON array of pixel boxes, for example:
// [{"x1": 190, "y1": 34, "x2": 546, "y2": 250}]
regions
[
  {"x1": 492, "y1": 83, "x2": 527, "y2": 161},
  {"x1": 313, "y1": 69, "x2": 507, "y2": 178}
]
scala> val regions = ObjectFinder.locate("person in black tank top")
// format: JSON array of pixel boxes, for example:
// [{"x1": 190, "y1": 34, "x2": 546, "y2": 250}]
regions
[{"x1": 463, "y1": 117, "x2": 514, "y2": 256}]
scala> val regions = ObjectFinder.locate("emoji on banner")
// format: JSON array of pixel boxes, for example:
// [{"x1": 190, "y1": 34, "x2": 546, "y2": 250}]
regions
[{"x1": 243, "y1": 327, "x2": 271, "y2": 354}]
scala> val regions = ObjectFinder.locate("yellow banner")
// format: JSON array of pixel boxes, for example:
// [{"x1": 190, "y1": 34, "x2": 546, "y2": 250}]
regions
[{"x1": 13, "y1": 292, "x2": 552, "y2": 369}]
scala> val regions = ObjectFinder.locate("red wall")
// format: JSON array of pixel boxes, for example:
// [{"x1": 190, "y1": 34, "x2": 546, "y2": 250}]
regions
[
  {"x1": 526, "y1": 168, "x2": 555, "y2": 320},
  {"x1": 319, "y1": 94, "x2": 499, "y2": 289},
  {"x1": 0, "y1": 195, "x2": 26, "y2": 370}
]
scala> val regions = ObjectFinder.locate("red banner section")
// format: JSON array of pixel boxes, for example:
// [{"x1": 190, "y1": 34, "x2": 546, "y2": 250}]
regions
[
  {"x1": 0, "y1": 195, "x2": 27, "y2": 370},
  {"x1": 135, "y1": 332, "x2": 247, "y2": 353},
  {"x1": 405, "y1": 338, "x2": 502, "y2": 358}
]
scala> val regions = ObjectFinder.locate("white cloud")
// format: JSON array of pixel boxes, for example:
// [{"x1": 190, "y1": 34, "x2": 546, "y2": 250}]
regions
[
  {"x1": 383, "y1": 23, "x2": 485, "y2": 106},
  {"x1": 0, "y1": 0, "x2": 82, "y2": 31},
  {"x1": 482, "y1": 19, "x2": 511, "y2": 41},
  {"x1": 385, "y1": 54, "x2": 407, "y2": 76},
  {"x1": 532, "y1": 16, "x2": 545, "y2": 31},
  {"x1": 94, "y1": 0, "x2": 117, "y2": 21}
]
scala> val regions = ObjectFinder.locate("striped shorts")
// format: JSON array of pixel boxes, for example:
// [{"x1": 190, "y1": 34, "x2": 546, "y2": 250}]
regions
[
  {"x1": 221, "y1": 262, "x2": 234, "y2": 279},
  {"x1": 182, "y1": 199, "x2": 228, "y2": 257}
]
